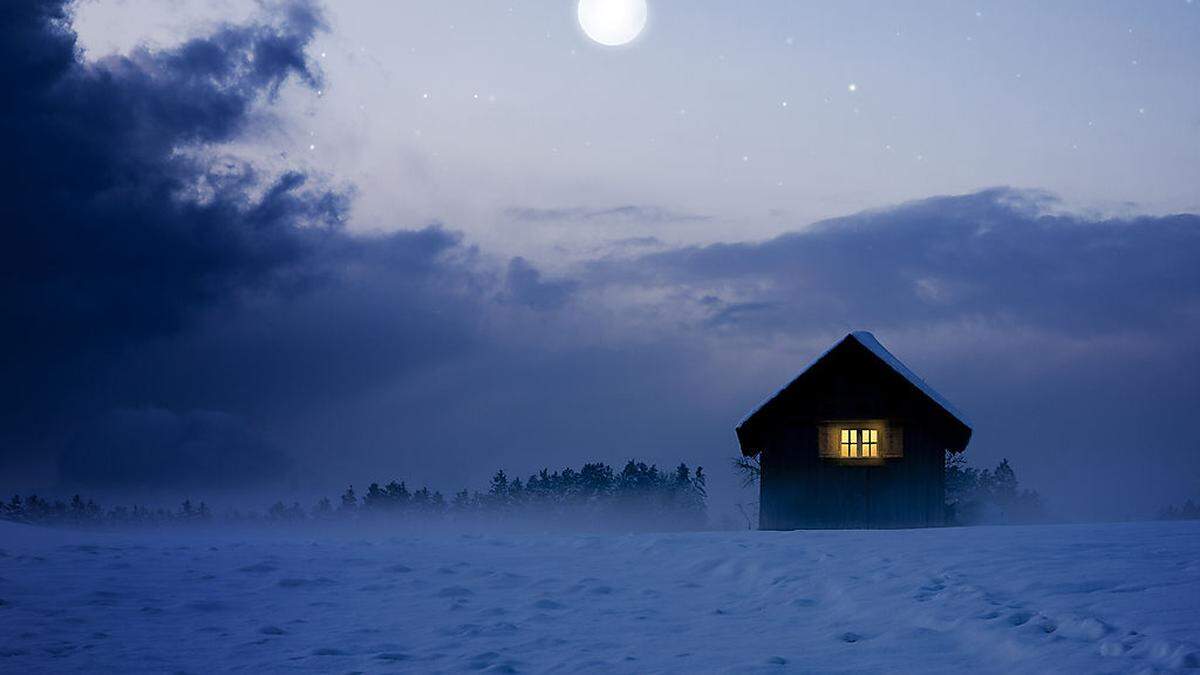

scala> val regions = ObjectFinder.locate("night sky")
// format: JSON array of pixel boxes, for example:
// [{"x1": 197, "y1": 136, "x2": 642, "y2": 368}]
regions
[{"x1": 3, "y1": 0, "x2": 1199, "y2": 520}]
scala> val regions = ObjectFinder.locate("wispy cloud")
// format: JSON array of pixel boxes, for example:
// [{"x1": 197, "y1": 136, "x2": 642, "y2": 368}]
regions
[{"x1": 504, "y1": 205, "x2": 710, "y2": 224}]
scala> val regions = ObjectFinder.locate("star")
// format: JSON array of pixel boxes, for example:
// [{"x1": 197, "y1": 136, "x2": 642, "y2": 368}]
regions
[{"x1": 848, "y1": 83, "x2": 858, "y2": 92}]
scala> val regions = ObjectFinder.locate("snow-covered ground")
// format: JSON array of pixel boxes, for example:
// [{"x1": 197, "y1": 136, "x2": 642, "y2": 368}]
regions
[{"x1": 0, "y1": 520, "x2": 1197, "y2": 673}]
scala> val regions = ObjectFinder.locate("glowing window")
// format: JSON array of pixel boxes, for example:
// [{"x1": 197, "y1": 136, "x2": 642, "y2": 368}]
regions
[{"x1": 839, "y1": 428, "x2": 878, "y2": 458}]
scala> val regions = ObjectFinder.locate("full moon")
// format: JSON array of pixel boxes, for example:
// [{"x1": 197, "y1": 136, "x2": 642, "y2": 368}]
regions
[{"x1": 578, "y1": 0, "x2": 647, "y2": 47}]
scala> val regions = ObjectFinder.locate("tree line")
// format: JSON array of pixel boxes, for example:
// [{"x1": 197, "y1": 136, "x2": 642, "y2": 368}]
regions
[
  {"x1": 943, "y1": 454, "x2": 1044, "y2": 524},
  {"x1": 0, "y1": 460, "x2": 707, "y2": 531},
  {"x1": 1156, "y1": 499, "x2": 1200, "y2": 521}
]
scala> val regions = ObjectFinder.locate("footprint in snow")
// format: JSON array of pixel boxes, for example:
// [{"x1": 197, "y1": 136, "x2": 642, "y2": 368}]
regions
[
  {"x1": 238, "y1": 562, "x2": 278, "y2": 573},
  {"x1": 259, "y1": 625, "x2": 287, "y2": 635},
  {"x1": 186, "y1": 600, "x2": 229, "y2": 612},
  {"x1": 383, "y1": 564, "x2": 412, "y2": 573},
  {"x1": 438, "y1": 586, "x2": 474, "y2": 598},
  {"x1": 277, "y1": 577, "x2": 336, "y2": 589},
  {"x1": 469, "y1": 650, "x2": 520, "y2": 672},
  {"x1": 532, "y1": 599, "x2": 565, "y2": 610},
  {"x1": 88, "y1": 590, "x2": 125, "y2": 606},
  {"x1": 1007, "y1": 611, "x2": 1034, "y2": 627}
]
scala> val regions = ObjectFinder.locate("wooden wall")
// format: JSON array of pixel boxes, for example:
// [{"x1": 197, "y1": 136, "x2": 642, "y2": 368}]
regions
[
  {"x1": 759, "y1": 423, "x2": 945, "y2": 529},
  {"x1": 752, "y1": 338, "x2": 961, "y2": 530}
]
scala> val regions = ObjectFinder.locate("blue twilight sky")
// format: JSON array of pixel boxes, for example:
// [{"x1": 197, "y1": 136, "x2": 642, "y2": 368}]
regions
[{"x1": 2, "y1": 0, "x2": 1198, "y2": 521}]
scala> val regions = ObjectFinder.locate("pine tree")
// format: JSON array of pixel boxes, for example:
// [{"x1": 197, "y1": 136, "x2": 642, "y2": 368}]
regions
[
  {"x1": 489, "y1": 470, "x2": 510, "y2": 510},
  {"x1": 451, "y1": 489, "x2": 472, "y2": 512},
  {"x1": 340, "y1": 485, "x2": 358, "y2": 512},
  {"x1": 364, "y1": 482, "x2": 385, "y2": 510},
  {"x1": 384, "y1": 481, "x2": 410, "y2": 509}
]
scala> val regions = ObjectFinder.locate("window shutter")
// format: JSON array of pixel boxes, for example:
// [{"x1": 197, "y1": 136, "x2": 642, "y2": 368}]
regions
[
  {"x1": 817, "y1": 423, "x2": 837, "y2": 458},
  {"x1": 883, "y1": 425, "x2": 904, "y2": 458}
]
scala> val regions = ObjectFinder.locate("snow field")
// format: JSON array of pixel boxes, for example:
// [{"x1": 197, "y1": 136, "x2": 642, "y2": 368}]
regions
[{"x1": 0, "y1": 520, "x2": 1197, "y2": 673}]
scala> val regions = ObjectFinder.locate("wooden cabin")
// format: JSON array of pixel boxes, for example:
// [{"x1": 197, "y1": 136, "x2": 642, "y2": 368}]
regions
[{"x1": 735, "y1": 331, "x2": 971, "y2": 529}]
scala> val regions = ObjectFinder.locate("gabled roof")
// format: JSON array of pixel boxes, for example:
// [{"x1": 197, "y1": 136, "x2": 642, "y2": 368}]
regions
[{"x1": 736, "y1": 331, "x2": 972, "y2": 436}]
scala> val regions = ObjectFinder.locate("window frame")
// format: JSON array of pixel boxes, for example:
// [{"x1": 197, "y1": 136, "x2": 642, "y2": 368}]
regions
[{"x1": 819, "y1": 420, "x2": 898, "y2": 462}]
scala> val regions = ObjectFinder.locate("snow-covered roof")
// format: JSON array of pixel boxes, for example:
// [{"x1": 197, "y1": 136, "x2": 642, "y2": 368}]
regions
[{"x1": 736, "y1": 331, "x2": 972, "y2": 432}]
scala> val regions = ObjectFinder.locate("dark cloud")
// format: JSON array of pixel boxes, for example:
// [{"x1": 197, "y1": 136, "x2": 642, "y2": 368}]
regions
[
  {"x1": 597, "y1": 187, "x2": 1200, "y2": 339},
  {"x1": 504, "y1": 257, "x2": 578, "y2": 310},
  {"x1": 0, "y1": 0, "x2": 339, "y2": 431},
  {"x1": 60, "y1": 409, "x2": 288, "y2": 491},
  {"x1": 0, "y1": 0, "x2": 478, "y2": 490},
  {"x1": 504, "y1": 205, "x2": 710, "y2": 224}
]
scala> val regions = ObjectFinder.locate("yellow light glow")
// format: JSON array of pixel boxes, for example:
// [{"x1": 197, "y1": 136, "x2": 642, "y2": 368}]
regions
[{"x1": 840, "y1": 427, "x2": 878, "y2": 458}]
